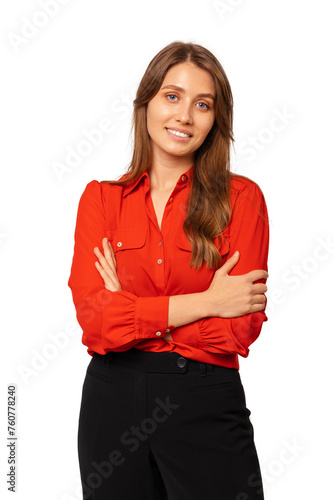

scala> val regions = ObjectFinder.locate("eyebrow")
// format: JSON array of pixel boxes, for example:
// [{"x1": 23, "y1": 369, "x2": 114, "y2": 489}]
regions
[{"x1": 160, "y1": 84, "x2": 216, "y2": 101}]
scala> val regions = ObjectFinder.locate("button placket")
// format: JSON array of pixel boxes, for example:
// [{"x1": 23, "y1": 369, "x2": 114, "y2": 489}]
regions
[
  {"x1": 157, "y1": 236, "x2": 163, "y2": 265},
  {"x1": 154, "y1": 229, "x2": 165, "y2": 287},
  {"x1": 144, "y1": 190, "x2": 164, "y2": 288}
]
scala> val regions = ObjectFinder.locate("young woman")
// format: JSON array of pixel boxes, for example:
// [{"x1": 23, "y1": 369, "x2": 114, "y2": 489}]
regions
[{"x1": 68, "y1": 40, "x2": 269, "y2": 500}]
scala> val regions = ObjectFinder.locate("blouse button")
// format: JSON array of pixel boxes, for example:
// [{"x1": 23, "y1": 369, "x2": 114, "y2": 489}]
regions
[
  {"x1": 159, "y1": 240, "x2": 162, "y2": 246},
  {"x1": 155, "y1": 331, "x2": 162, "y2": 336},
  {"x1": 117, "y1": 241, "x2": 122, "y2": 247},
  {"x1": 157, "y1": 259, "x2": 162, "y2": 264},
  {"x1": 166, "y1": 328, "x2": 170, "y2": 333},
  {"x1": 169, "y1": 197, "x2": 173, "y2": 203},
  {"x1": 181, "y1": 175, "x2": 186, "y2": 181}
]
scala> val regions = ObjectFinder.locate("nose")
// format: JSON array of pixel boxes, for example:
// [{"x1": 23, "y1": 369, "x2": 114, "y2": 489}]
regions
[{"x1": 176, "y1": 101, "x2": 193, "y2": 124}]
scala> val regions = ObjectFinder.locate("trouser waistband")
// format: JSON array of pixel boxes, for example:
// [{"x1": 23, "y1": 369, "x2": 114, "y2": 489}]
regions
[{"x1": 93, "y1": 349, "x2": 225, "y2": 376}]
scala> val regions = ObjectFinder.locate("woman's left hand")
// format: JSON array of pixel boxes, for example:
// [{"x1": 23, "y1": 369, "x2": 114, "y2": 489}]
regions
[{"x1": 94, "y1": 238, "x2": 122, "y2": 292}]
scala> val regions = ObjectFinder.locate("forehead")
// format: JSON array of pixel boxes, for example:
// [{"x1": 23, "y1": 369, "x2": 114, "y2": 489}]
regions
[{"x1": 161, "y1": 62, "x2": 216, "y2": 93}]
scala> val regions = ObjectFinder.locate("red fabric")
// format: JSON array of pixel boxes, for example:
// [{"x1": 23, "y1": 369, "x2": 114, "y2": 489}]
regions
[{"x1": 68, "y1": 165, "x2": 269, "y2": 369}]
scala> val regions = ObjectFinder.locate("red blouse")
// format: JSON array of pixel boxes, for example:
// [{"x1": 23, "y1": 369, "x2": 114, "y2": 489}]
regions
[{"x1": 68, "y1": 165, "x2": 269, "y2": 369}]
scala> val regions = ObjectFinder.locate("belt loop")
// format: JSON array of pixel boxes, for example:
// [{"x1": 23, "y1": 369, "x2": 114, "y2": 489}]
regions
[{"x1": 199, "y1": 362, "x2": 214, "y2": 376}]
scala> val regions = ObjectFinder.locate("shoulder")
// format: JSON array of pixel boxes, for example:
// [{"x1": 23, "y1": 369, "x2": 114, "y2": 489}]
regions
[
  {"x1": 230, "y1": 172, "x2": 263, "y2": 195},
  {"x1": 230, "y1": 172, "x2": 266, "y2": 206},
  {"x1": 80, "y1": 177, "x2": 125, "y2": 204}
]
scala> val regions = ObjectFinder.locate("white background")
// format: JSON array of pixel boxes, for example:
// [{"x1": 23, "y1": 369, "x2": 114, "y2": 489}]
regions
[{"x1": 1, "y1": 0, "x2": 332, "y2": 498}]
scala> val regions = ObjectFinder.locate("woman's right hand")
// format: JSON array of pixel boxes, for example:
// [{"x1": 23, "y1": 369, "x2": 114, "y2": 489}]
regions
[
  {"x1": 94, "y1": 237, "x2": 122, "y2": 292},
  {"x1": 203, "y1": 251, "x2": 268, "y2": 318}
]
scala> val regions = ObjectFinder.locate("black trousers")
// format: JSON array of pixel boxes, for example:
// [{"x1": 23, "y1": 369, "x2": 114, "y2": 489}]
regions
[{"x1": 78, "y1": 349, "x2": 264, "y2": 500}]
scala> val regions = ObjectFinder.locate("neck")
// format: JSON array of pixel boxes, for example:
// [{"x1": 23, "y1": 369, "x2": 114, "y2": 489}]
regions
[{"x1": 148, "y1": 156, "x2": 193, "y2": 192}]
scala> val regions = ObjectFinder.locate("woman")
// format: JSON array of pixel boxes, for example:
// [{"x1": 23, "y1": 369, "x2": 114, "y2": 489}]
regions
[{"x1": 68, "y1": 41, "x2": 269, "y2": 500}]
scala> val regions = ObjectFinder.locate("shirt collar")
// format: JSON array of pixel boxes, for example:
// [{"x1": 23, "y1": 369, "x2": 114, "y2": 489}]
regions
[
  {"x1": 122, "y1": 164, "x2": 194, "y2": 198},
  {"x1": 122, "y1": 170, "x2": 149, "y2": 197}
]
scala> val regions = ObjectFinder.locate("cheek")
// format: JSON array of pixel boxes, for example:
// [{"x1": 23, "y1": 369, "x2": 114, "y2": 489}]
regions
[
  {"x1": 147, "y1": 106, "x2": 162, "y2": 136},
  {"x1": 146, "y1": 108, "x2": 158, "y2": 138},
  {"x1": 202, "y1": 117, "x2": 215, "y2": 137},
  {"x1": 148, "y1": 101, "x2": 171, "y2": 124},
  {"x1": 194, "y1": 119, "x2": 215, "y2": 148}
]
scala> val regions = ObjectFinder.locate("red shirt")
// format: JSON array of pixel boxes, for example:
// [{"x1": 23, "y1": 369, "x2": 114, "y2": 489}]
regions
[{"x1": 68, "y1": 165, "x2": 269, "y2": 369}]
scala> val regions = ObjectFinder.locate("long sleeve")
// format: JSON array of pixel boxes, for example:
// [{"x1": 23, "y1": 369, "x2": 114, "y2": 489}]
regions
[
  {"x1": 170, "y1": 180, "x2": 269, "y2": 358},
  {"x1": 67, "y1": 180, "x2": 170, "y2": 355}
]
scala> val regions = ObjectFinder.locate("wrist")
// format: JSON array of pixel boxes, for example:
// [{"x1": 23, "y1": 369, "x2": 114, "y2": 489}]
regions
[{"x1": 199, "y1": 290, "x2": 215, "y2": 319}]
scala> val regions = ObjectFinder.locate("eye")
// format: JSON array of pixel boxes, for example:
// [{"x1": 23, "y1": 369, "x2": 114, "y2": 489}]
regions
[
  {"x1": 166, "y1": 94, "x2": 178, "y2": 101},
  {"x1": 197, "y1": 102, "x2": 210, "y2": 110}
]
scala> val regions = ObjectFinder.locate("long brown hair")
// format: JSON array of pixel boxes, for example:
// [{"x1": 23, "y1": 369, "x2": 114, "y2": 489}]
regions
[{"x1": 102, "y1": 41, "x2": 237, "y2": 270}]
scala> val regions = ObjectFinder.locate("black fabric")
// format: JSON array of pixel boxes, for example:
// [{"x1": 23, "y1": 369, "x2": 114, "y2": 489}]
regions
[{"x1": 78, "y1": 349, "x2": 264, "y2": 500}]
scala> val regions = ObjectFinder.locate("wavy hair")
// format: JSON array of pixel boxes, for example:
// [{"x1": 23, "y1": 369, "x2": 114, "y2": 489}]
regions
[{"x1": 102, "y1": 41, "x2": 237, "y2": 269}]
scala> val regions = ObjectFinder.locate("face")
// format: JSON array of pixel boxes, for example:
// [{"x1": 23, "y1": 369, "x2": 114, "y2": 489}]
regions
[{"x1": 146, "y1": 62, "x2": 216, "y2": 163}]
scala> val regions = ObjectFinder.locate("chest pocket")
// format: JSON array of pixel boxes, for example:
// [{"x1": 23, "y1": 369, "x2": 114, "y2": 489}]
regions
[
  {"x1": 107, "y1": 229, "x2": 147, "y2": 253},
  {"x1": 176, "y1": 229, "x2": 230, "y2": 257}
]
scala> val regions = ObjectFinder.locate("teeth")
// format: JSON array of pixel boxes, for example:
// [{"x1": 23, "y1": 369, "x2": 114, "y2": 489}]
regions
[{"x1": 167, "y1": 128, "x2": 190, "y2": 138}]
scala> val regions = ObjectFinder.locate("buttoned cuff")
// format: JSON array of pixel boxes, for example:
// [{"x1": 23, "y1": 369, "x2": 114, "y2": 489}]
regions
[{"x1": 135, "y1": 296, "x2": 170, "y2": 339}]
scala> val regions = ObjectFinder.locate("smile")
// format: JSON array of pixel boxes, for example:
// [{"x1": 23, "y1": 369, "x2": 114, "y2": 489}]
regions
[{"x1": 166, "y1": 128, "x2": 191, "y2": 138}]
